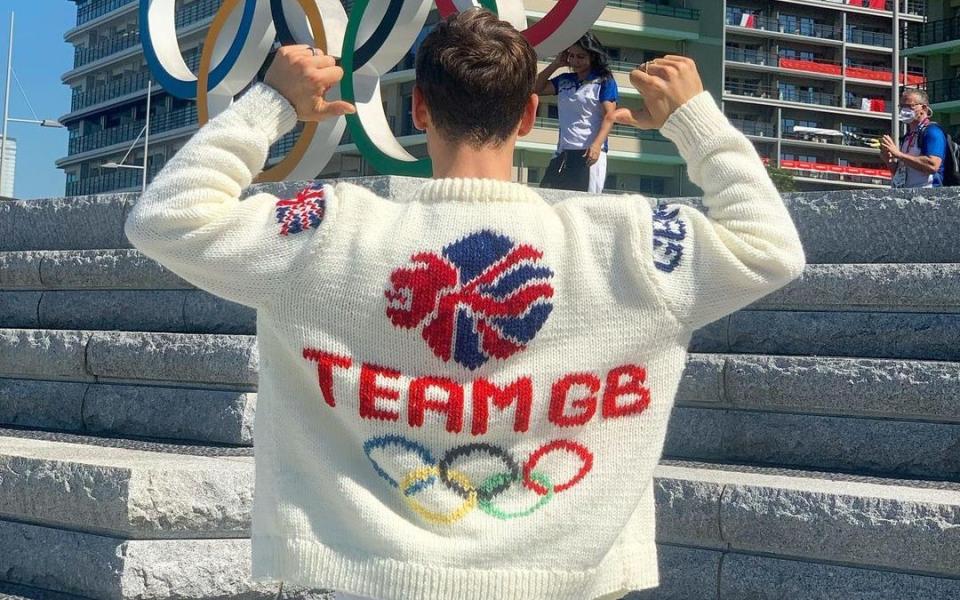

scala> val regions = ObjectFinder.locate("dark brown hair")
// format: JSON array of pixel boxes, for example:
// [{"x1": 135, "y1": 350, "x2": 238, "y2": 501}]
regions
[{"x1": 415, "y1": 9, "x2": 537, "y2": 148}]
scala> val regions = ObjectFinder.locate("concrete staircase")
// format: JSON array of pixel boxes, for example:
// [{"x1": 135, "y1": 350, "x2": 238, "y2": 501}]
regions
[{"x1": 0, "y1": 180, "x2": 958, "y2": 599}]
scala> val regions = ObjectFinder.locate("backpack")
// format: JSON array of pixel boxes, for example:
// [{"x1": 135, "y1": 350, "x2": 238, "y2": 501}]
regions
[{"x1": 919, "y1": 123, "x2": 960, "y2": 187}]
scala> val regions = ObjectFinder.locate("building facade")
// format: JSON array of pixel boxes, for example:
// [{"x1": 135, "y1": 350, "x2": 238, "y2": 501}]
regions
[
  {"x1": 0, "y1": 136, "x2": 16, "y2": 198},
  {"x1": 903, "y1": 0, "x2": 959, "y2": 142},
  {"x1": 59, "y1": 0, "x2": 937, "y2": 197}
]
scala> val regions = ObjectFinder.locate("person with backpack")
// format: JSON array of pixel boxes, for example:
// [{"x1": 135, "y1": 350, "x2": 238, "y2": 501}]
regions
[{"x1": 881, "y1": 88, "x2": 955, "y2": 188}]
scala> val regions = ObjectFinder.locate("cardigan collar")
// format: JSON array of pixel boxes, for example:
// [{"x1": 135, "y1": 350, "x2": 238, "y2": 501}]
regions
[{"x1": 414, "y1": 177, "x2": 547, "y2": 204}]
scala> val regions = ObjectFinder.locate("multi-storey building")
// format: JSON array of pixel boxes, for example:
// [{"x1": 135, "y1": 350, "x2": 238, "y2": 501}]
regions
[
  {"x1": 715, "y1": 0, "x2": 928, "y2": 190},
  {"x1": 59, "y1": 0, "x2": 932, "y2": 197},
  {"x1": 0, "y1": 136, "x2": 16, "y2": 198},
  {"x1": 903, "y1": 0, "x2": 959, "y2": 141}
]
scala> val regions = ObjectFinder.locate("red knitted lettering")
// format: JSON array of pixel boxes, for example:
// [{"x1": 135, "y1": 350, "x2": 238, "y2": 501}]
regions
[
  {"x1": 602, "y1": 365, "x2": 650, "y2": 419},
  {"x1": 549, "y1": 373, "x2": 600, "y2": 427},
  {"x1": 409, "y1": 376, "x2": 464, "y2": 433},
  {"x1": 471, "y1": 377, "x2": 533, "y2": 435},
  {"x1": 359, "y1": 363, "x2": 402, "y2": 422},
  {"x1": 302, "y1": 348, "x2": 352, "y2": 407}
]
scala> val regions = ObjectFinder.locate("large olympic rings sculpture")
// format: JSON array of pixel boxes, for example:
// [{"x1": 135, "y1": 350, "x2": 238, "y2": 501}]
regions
[
  {"x1": 364, "y1": 434, "x2": 593, "y2": 524},
  {"x1": 140, "y1": 0, "x2": 606, "y2": 180}
]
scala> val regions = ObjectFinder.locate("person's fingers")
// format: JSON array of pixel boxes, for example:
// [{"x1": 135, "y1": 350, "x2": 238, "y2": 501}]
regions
[
  {"x1": 309, "y1": 66, "x2": 345, "y2": 87},
  {"x1": 629, "y1": 68, "x2": 667, "y2": 95},
  {"x1": 324, "y1": 100, "x2": 357, "y2": 116},
  {"x1": 644, "y1": 62, "x2": 679, "y2": 81},
  {"x1": 307, "y1": 54, "x2": 337, "y2": 69}
]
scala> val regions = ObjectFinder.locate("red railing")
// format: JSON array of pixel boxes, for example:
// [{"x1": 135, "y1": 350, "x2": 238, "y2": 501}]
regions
[
  {"x1": 780, "y1": 159, "x2": 891, "y2": 180},
  {"x1": 777, "y1": 58, "x2": 926, "y2": 85}
]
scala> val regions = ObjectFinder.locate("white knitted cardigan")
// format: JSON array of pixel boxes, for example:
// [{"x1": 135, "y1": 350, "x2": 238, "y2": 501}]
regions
[{"x1": 126, "y1": 83, "x2": 805, "y2": 600}]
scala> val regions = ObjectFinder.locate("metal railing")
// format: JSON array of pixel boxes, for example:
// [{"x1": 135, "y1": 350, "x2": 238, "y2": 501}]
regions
[
  {"x1": 74, "y1": 30, "x2": 140, "y2": 67},
  {"x1": 71, "y1": 71, "x2": 151, "y2": 112},
  {"x1": 76, "y1": 0, "x2": 137, "y2": 27},
  {"x1": 725, "y1": 80, "x2": 842, "y2": 108},
  {"x1": 726, "y1": 10, "x2": 841, "y2": 41},
  {"x1": 68, "y1": 105, "x2": 198, "y2": 155},
  {"x1": 65, "y1": 163, "x2": 163, "y2": 197},
  {"x1": 906, "y1": 15, "x2": 960, "y2": 49},
  {"x1": 729, "y1": 118, "x2": 776, "y2": 137},
  {"x1": 534, "y1": 116, "x2": 670, "y2": 142},
  {"x1": 73, "y1": 0, "x2": 223, "y2": 68},
  {"x1": 607, "y1": 0, "x2": 700, "y2": 20},
  {"x1": 925, "y1": 77, "x2": 960, "y2": 105},
  {"x1": 846, "y1": 28, "x2": 893, "y2": 47}
]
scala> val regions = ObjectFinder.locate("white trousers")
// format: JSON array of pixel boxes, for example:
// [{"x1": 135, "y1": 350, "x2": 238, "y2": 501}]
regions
[{"x1": 588, "y1": 151, "x2": 608, "y2": 194}]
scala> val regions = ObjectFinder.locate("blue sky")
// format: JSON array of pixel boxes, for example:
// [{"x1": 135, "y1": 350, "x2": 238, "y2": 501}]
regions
[{"x1": 0, "y1": 2, "x2": 75, "y2": 199}]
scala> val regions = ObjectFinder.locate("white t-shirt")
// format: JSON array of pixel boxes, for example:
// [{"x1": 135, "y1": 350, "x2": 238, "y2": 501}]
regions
[{"x1": 551, "y1": 71, "x2": 618, "y2": 152}]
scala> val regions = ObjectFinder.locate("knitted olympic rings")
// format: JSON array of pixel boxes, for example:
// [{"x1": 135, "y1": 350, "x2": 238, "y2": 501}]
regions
[
  {"x1": 363, "y1": 434, "x2": 593, "y2": 524},
  {"x1": 139, "y1": 0, "x2": 606, "y2": 179}
]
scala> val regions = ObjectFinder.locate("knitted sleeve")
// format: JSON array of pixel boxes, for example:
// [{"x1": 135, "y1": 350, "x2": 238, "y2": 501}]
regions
[
  {"x1": 124, "y1": 83, "x2": 326, "y2": 309},
  {"x1": 641, "y1": 91, "x2": 806, "y2": 332}
]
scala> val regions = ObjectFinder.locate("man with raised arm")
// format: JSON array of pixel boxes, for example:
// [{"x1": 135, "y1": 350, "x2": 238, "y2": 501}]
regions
[{"x1": 126, "y1": 9, "x2": 805, "y2": 600}]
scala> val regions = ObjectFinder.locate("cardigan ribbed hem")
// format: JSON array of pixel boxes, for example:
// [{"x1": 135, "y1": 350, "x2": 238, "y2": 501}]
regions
[
  {"x1": 659, "y1": 91, "x2": 729, "y2": 164},
  {"x1": 251, "y1": 536, "x2": 659, "y2": 600},
  {"x1": 234, "y1": 83, "x2": 301, "y2": 142},
  {"x1": 414, "y1": 178, "x2": 548, "y2": 204}
]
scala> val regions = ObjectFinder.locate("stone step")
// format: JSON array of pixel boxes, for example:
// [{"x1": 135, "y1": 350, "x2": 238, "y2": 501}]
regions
[
  {"x1": 0, "y1": 439, "x2": 960, "y2": 598},
  {"x1": 4, "y1": 329, "x2": 956, "y2": 417},
  {"x1": 1, "y1": 434, "x2": 957, "y2": 580},
  {"x1": 2, "y1": 328, "x2": 958, "y2": 446},
  {"x1": 4, "y1": 353, "x2": 956, "y2": 449},
  {"x1": 2, "y1": 183, "x2": 959, "y2": 264},
  {"x1": 691, "y1": 309, "x2": 960, "y2": 361},
  {"x1": 4, "y1": 251, "x2": 959, "y2": 314},
  {"x1": 0, "y1": 582, "x2": 89, "y2": 600},
  {"x1": 627, "y1": 545, "x2": 960, "y2": 600},
  {"x1": 664, "y1": 407, "x2": 960, "y2": 481},
  {"x1": 0, "y1": 379, "x2": 255, "y2": 445},
  {"x1": 4, "y1": 289, "x2": 960, "y2": 360},
  {"x1": 0, "y1": 519, "x2": 330, "y2": 600},
  {"x1": 0, "y1": 434, "x2": 253, "y2": 540}
]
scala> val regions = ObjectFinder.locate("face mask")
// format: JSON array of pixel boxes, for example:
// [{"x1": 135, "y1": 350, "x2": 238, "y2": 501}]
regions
[{"x1": 899, "y1": 108, "x2": 917, "y2": 123}]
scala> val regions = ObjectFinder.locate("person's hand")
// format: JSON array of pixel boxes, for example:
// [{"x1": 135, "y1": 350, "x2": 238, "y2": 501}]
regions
[
  {"x1": 880, "y1": 135, "x2": 901, "y2": 162},
  {"x1": 584, "y1": 144, "x2": 602, "y2": 166},
  {"x1": 550, "y1": 51, "x2": 568, "y2": 69},
  {"x1": 621, "y1": 56, "x2": 704, "y2": 130},
  {"x1": 264, "y1": 45, "x2": 355, "y2": 122}
]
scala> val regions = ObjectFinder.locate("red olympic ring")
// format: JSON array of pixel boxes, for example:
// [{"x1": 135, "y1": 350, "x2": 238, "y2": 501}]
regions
[{"x1": 522, "y1": 439, "x2": 593, "y2": 496}]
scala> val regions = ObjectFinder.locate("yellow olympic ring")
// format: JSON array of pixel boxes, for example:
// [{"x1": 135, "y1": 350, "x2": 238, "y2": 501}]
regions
[
  {"x1": 198, "y1": 0, "x2": 325, "y2": 182},
  {"x1": 399, "y1": 465, "x2": 477, "y2": 525}
]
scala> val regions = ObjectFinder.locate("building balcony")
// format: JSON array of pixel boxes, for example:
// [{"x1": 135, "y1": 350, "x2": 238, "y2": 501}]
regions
[
  {"x1": 728, "y1": 118, "x2": 777, "y2": 137},
  {"x1": 71, "y1": 71, "x2": 151, "y2": 113},
  {"x1": 924, "y1": 77, "x2": 960, "y2": 112},
  {"x1": 725, "y1": 48, "x2": 925, "y2": 86},
  {"x1": 614, "y1": 0, "x2": 699, "y2": 20},
  {"x1": 75, "y1": 0, "x2": 137, "y2": 28},
  {"x1": 726, "y1": 11, "x2": 842, "y2": 42},
  {"x1": 846, "y1": 28, "x2": 893, "y2": 49},
  {"x1": 904, "y1": 16, "x2": 960, "y2": 56},
  {"x1": 68, "y1": 105, "x2": 197, "y2": 156},
  {"x1": 777, "y1": 159, "x2": 891, "y2": 188},
  {"x1": 525, "y1": 0, "x2": 699, "y2": 41},
  {"x1": 72, "y1": 0, "x2": 220, "y2": 69},
  {"x1": 65, "y1": 162, "x2": 162, "y2": 197}
]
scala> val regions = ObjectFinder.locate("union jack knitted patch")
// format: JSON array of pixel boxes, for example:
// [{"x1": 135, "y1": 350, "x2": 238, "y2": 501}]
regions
[
  {"x1": 275, "y1": 183, "x2": 325, "y2": 236},
  {"x1": 385, "y1": 230, "x2": 555, "y2": 370}
]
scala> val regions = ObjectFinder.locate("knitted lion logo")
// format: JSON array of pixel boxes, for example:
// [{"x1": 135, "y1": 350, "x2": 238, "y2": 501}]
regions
[{"x1": 385, "y1": 230, "x2": 555, "y2": 370}]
